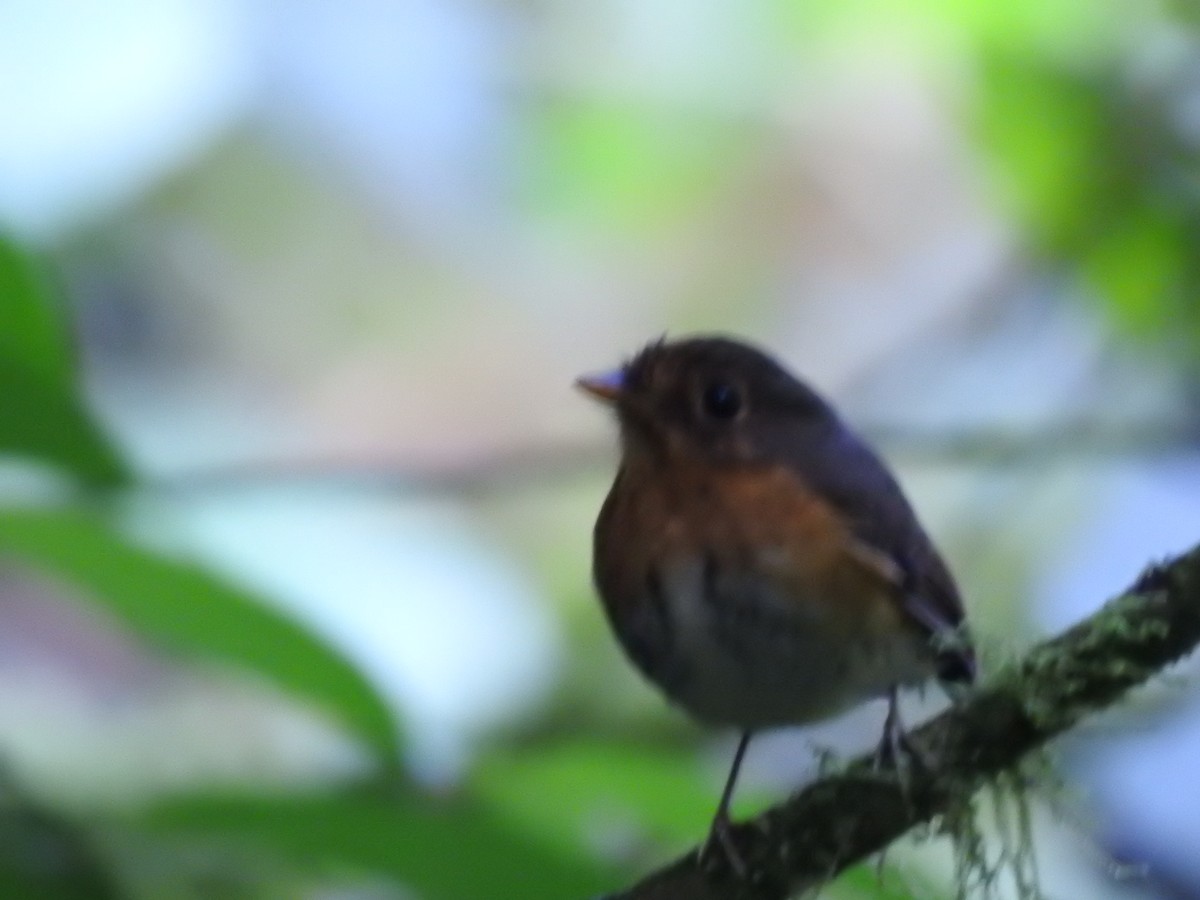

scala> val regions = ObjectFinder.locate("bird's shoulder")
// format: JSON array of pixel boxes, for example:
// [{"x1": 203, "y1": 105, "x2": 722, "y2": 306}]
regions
[{"x1": 769, "y1": 424, "x2": 974, "y2": 679}]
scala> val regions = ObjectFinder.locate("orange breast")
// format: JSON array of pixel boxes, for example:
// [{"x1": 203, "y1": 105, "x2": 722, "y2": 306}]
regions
[
  {"x1": 595, "y1": 459, "x2": 906, "y2": 641},
  {"x1": 592, "y1": 457, "x2": 925, "y2": 727}
]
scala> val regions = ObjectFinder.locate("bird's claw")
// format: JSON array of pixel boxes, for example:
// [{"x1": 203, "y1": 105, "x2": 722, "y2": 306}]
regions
[{"x1": 700, "y1": 810, "x2": 748, "y2": 878}]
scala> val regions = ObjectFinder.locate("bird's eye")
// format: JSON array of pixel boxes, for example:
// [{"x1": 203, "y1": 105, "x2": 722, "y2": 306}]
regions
[{"x1": 701, "y1": 382, "x2": 742, "y2": 419}]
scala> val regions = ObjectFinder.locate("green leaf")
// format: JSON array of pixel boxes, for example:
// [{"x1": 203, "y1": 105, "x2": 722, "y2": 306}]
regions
[
  {"x1": 974, "y1": 59, "x2": 1117, "y2": 251},
  {"x1": 134, "y1": 786, "x2": 615, "y2": 900},
  {"x1": 0, "y1": 238, "x2": 129, "y2": 486},
  {"x1": 773, "y1": 0, "x2": 1123, "y2": 61},
  {"x1": 0, "y1": 510, "x2": 401, "y2": 767},
  {"x1": 526, "y1": 101, "x2": 746, "y2": 233},
  {"x1": 1085, "y1": 202, "x2": 1183, "y2": 336},
  {"x1": 0, "y1": 804, "x2": 121, "y2": 900},
  {"x1": 834, "y1": 863, "x2": 933, "y2": 899},
  {"x1": 0, "y1": 358, "x2": 128, "y2": 487},
  {"x1": 0, "y1": 238, "x2": 74, "y2": 388},
  {"x1": 473, "y1": 739, "x2": 718, "y2": 856},
  {"x1": 1084, "y1": 204, "x2": 1200, "y2": 364}
]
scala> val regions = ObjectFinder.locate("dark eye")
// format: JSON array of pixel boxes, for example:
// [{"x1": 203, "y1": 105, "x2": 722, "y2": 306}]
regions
[{"x1": 702, "y1": 382, "x2": 742, "y2": 419}]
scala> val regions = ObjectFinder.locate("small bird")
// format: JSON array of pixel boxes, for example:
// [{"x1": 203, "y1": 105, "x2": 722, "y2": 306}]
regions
[{"x1": 577, "y1": 336, "x2": 974, "y2": 868}]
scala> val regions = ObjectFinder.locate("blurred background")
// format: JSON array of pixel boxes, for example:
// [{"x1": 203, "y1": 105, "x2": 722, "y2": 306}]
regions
[{"x1": 1, "y1": 0, "x2": 1200, "y2": 897}]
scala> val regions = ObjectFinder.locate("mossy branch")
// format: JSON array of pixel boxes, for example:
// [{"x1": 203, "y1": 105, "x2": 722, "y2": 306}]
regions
[{"x1": 608, "y1": 543, "x2": 1200, "y2": 900}]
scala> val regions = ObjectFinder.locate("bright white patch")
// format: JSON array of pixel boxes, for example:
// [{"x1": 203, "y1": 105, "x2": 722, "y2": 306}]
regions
[{"x1": 0, "y1": 0, "x2": 251, "y2": 239}]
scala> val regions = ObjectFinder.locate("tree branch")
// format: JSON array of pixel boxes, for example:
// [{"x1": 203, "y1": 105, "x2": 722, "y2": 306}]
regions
[{"x1": 608, "y1": 543, "x2": 1200, "y2": 900}]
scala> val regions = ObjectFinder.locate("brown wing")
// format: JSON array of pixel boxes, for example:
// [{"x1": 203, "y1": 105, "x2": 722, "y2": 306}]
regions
[{"x1": 779, "y1": 422, "x2": 977, "y2": 684}]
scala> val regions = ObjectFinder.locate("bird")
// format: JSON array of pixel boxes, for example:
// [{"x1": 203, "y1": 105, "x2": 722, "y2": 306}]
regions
[{"x1": 576, "y1": 335, "x2": 975, "y2": 870}]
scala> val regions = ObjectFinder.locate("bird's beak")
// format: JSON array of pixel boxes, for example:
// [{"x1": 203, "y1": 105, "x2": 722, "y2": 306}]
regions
[{"x1": 575, "y1": 369, "x2": 625, "y2": 404}]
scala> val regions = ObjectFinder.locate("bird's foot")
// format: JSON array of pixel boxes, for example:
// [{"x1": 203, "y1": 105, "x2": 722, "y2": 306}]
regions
[
  {"x1": 872, "y1": 689, "x2": 931, "y2": 798},
  {"x1": 699, "y1": 809, "x2": 747, "y2": 878}
]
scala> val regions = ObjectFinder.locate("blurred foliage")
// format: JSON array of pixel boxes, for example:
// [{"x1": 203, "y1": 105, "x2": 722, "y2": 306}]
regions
[
  {"x1": 0, "y1": 227, "x2": 939, "y2": 895},
  {"x1": 527, "y1": 100, "x2": 749, "y2": 234},
  {"x1": 4, "y1": 0, "x2": 1200, "y2": 895},
  {"x1": 134, "y1": 785, "x2": 617, "y2": 899},
  {"x1": 473, "y1": 740, "x2": 717, "y2": 854},
  {"x1": 976, "y1": 42, "x2": 1200, "y2": 363},
  {"x1": 0, "y1": 509, "x2": 401, "y2": 767},
  {"x1": 0, "y1": 796, "x2": 118, "y2": 900},
  {"x1": 526, "y1": 0, "x2": 1200, "y2": 365},
  {"x1": 0, "y1": 228, "x2": 812, "y2": 896},
  {"x1": 0, "y1": 240, "x2": 127, "y2": 486},
  {"x1": 781, "y1": 0, "x2": 1200, "y2": 361}
]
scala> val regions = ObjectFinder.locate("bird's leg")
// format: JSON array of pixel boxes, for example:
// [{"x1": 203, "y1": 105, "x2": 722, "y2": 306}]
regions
[
  {"x1": 700, "y1": 731, "x2": 752, "y2": 877},
  {"x1": 873, "y1": 687, "x2": 930, "y2": 779}
]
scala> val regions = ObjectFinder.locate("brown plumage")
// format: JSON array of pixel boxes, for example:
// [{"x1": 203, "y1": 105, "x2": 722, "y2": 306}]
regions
[{"x1": 579, "y1": 335, "x2": 974, "y2": 868}]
